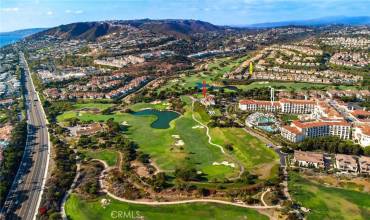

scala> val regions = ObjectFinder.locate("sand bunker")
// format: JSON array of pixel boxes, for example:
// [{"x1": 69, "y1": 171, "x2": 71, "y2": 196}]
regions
[
  {"x1": 174, "y1": 140, "x2": 184, "y2": 146},
  {"x1": 100, "y1": 198, "x2": 111, "y2": 208},
  {"x1": 121, "y1": 121, "x2": 129, "y2": 126},
  {"x1": 150, "y1": 100, "x2": 162, "y2": 104},
  {"x1": 212, "y1": 161, "x2": 236, "y2": 168},
  {"x1": 192, "y1": 125, "x2": 204, "y2": 129}
]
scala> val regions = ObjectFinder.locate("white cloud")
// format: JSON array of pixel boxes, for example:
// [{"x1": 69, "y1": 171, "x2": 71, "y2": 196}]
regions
[
  {"x1": 1, "y1": 7, "x2": 19, "y2": 12},
  {"x1": 46, "y1": 11, "x2": 53, "y2": 15},
  {"x1": 65, "y1": 9, "x2": 84, "y2": 14}
]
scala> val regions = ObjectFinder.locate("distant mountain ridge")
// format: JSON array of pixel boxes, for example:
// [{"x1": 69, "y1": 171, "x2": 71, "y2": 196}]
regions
[
  {"x1": 243, "y1": 16, "x2": 370, "y2": 28},
  {"x1": 30, "y1": 19, "x2": 224, "y2": 41},
  {"x1": 19, "y1": 17, "x2": 370, "y2": 43}
]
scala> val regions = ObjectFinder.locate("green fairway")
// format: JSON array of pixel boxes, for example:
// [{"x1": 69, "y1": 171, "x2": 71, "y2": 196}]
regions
[
  {"x1": 210, "y1": 127, "x2": 279, "y2": 179},
  {"x1": 57, "y1": 102, "x2": 114, "y2": 122},
  {"x1": 81, "y1": 149, "x2": 119, "y2": 167},
  {"x1": 159, "y1": 55, "x2": 249, "y2": 92},
  {"x1": 129, "y1": 101, "x2": 170, "y2": 111},
  {"x1": 65, "y1": 194, "x2": 269, "y2": 220},
  {"x1": 57, "y1": 98, "x2": 239, "y2": 179},
  {"x1": 289, "y1": 171, "x2": 370, "y2": 220}
]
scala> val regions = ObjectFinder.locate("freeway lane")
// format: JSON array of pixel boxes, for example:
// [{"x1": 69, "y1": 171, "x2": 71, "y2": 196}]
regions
[{"x1": 1, "y1": 52, "x2": 50, "y2": 220}]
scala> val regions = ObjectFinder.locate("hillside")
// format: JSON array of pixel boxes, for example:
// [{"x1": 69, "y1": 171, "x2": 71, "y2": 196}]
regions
[{"x1": 30, "y1": 19, "x2": 226, "y2": 41}]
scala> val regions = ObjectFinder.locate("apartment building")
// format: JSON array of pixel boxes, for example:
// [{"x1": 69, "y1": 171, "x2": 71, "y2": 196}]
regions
[
  {"x1": 335, "y1": 154, "x2": 358, "y2": 173},
  {"x1": 293, "y1": 151, "x2": 324, "y2": 168},
  {"x1": 281, "y1": 120, "x2": 351, "y2": 143},
  {"x1": 281, "y1": 125, "x2": 305, "y2": 142},
  {"x1": 280, "y1": 99, "x2": 316, "y2": 114},
  {"x1": 312, "y1": 101, "x2": 343, "y2": 120},
  {"x1": 353, "y1": 125, "x2": 370, "y2": 147},
  {"x1": 238, "y1": 98, "x2": 314, "y2": 114},
  {"x1": 358, "y1": 156, "x2": 370, "y2": 174},
  {"x1": 238, "y1": 100, "x2": 281, "y2": 112}
]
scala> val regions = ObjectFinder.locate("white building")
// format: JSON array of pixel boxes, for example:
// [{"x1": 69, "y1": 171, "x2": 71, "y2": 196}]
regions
[
  {"x1": 281, "y1": 125, "x2": 305, "y2": 142},
  {"x1": 239, "y1": 100, "x2": 281, "y2": 112},
  {"x1": 281, "y1": 120, "x2": 351, "y2": 143},
  {"x1": 280, "y1": 98, "x2": 316, "y2": 114},
  {"x1": 293, "y1": 151, "x2": 324, "y2": 168},
  {"x1": 239, "y1": 98, "x2": 315, "y2": 114},
  {"x1": 353, "y1": 125, "x2": 370, "y2": 147},
  {"x1": 359, "y1": 156, "x2": 370, "y2": 174},
  {"x1": 335, "y1": 154, "x2": 358, "y2": 173}
]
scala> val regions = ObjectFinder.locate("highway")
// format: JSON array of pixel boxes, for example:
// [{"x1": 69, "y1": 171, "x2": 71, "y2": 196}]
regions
[{"x1": 1, "y1": 52, "x2": 50, "y2": 220}]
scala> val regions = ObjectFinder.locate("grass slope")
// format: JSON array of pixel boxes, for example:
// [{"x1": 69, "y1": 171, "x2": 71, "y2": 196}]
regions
[
  {"x1": 81, "y1": 149, "x2": 119, "y2": 167},
  {"x1": 210, "y1": 127, "x2": 279, "y2": 179},
  {"x1": 65, "y1": 194, "x2": 269, "y2": 220},
  {"x1": 289, "y1": 172, "x2": 370, "y2": 220}
]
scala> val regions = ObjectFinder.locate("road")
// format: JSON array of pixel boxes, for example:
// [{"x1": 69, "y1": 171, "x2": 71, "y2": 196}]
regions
[{"x1": 1, "y1": 52, "x2": 50, "y2": 220}]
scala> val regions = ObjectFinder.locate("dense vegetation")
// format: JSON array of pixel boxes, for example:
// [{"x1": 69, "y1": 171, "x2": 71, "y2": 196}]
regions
[
  {"x1": 0, "y1": 120, "x2": 27, "y2": 206},
  {"x1": 296, "y1": 136, "x2": 364, "y2": 155}
]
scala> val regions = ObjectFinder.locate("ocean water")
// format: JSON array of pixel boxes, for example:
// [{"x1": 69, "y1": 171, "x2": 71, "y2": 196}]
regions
[
  {"x1": 0, "y1": 34, "x2": 23, "y2": 47},
  {"x1": 0, "y1": 28, "x2": 46, "y2": 48}
]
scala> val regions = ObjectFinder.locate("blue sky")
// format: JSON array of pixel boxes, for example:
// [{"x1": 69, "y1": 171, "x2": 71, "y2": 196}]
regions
[{"x1": 0, "y1": 0, "x2": 369, "y2": 32}]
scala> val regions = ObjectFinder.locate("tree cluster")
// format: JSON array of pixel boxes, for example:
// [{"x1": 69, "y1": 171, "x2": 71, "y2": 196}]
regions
[
  {"x1": 0, "y1": 121, "x2": 27, "y2": 206},
  {"x1": 297, "y1": 136, "x2": 364, "y2": 155}
]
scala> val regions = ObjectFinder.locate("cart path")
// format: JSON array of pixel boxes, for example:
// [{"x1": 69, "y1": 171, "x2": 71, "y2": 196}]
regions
[{"x1": 96, "y1": 159, "x2": 280, "y2": 209}]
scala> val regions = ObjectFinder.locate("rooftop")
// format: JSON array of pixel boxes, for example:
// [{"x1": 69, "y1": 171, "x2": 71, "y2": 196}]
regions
[{"x1": 294, "y1": 150, "x2": 323, "y2": 164}]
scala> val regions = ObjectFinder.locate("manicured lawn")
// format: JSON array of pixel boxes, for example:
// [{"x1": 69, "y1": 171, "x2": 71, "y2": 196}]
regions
[
  {"x1": 289, "y1": 171, "x2": 370, "y2": 220},
  {"x1": 129, "y1": 101, "x2": 170, "y2": 111},
  {"x1": 210, "y1": 127, "x2": 279, "y2": 179},
  {"x1": 280, "y1": 114, "x2": 299, "y2": 123},
  {"x1": 159, "y1": 55, "x2": 249, "y2": 92},
  {"x1": 57, "y1": 98, "x2": 239, "y2": 179},
  {"x1": 57, "y1": 111, "x2": 78, "y2": 122},
  {"x1": 65, "y1": 194, "x2": 269, "y2": 220},
  {"x1": 81, "y1": 149, "x2": 119, "y2": 167},
  {"x1": 193, "y1": 102, "x2": 211, "y2": 123},
  {"x1": 57, "y1": 103, "x2": 114, "y2": 122}
]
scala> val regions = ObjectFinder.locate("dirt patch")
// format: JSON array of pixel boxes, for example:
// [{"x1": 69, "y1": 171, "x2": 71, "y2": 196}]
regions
[
  {"x1": 304, "y1": 173, "x2": 370, "y2": 193},
  {"x1": 253, "y1": 162, "x2": 278, "y2": 179},
  {"x1": 132, "y1": 160, "x2": 150, "y2": 178}
]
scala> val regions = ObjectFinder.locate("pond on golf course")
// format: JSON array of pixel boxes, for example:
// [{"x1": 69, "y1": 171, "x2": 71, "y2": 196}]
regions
[{"x1": 131, "y1": 109, "x2": 180, "y2": 129}]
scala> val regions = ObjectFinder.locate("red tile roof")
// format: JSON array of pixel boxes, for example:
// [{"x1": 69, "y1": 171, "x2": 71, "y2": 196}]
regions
[
  {"x1": 282, "y1": 125, "x2": 302, "y2": 135},
  {"x1": 351, "y1": 109, "x2": 370, "y2": 117},
  {"x1": 239, "y1": 99, "x2": 280, "y2": 106},
  {"x1": 357, "y1": 125, "x2": 370, "y2": 136},
  {"x1": 280, "y1": 98, "x2": 315, "y2": 104}
]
